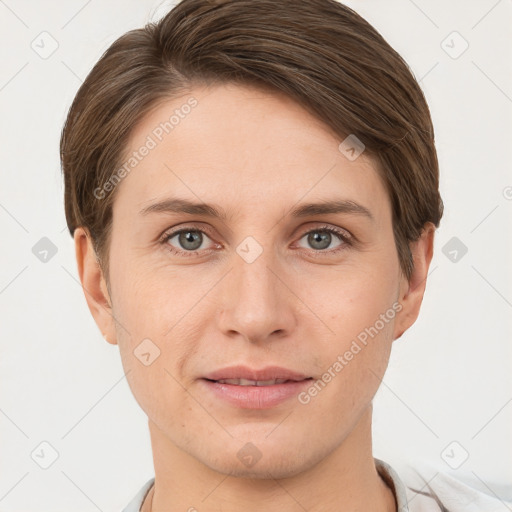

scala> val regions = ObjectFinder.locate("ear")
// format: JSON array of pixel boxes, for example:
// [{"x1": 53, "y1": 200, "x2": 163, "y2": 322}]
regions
[
  {"x1": 74, "y1": 227, "x2": 117, "y2": 345},
  {"x1": 393, "y1": 222, "x2": 435, "y2": 341}
]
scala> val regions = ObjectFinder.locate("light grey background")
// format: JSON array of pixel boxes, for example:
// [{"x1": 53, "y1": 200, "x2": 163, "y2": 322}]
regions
[{"x1": 0, "y1": 0, "x2": 511, "y2": 510}]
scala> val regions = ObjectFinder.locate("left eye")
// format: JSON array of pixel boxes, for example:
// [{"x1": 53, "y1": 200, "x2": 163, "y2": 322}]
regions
[{"x1": 297, "y1": 227, "x2": 349, "y2": 251}]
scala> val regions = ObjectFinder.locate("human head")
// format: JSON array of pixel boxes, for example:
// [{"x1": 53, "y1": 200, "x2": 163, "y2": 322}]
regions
[
  {"x1": 61, "y1": 0, "x2": 443, "y2": 289},
  {"x1": 61, "y1": 0, "x2": 443, "y2": 482}
]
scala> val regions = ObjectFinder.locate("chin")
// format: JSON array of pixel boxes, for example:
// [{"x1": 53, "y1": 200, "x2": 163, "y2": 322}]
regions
[
  {"x1": 208, "y1": 457, "x2": 311, "y2": 480},
  {"x1": 199, "y1": 440, "x2": 325, "y2": 481}
]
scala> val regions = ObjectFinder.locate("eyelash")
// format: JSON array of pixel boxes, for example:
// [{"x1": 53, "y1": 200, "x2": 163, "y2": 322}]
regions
[{"x1": 159, "y1": 224, "x2": 353, "y2": 258}]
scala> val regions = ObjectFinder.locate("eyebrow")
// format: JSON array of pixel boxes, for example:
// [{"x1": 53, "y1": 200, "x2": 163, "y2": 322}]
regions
[{"x1": 139, "y1": 197, "x2": 374, "y2": 222}]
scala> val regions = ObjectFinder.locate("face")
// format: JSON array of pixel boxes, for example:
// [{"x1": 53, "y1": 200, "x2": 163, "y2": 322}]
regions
[{"x1": 77, "y1": 83, "x2": 431, "y2": 479}]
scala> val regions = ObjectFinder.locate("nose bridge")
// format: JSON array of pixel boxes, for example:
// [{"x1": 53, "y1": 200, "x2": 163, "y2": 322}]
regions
[
  {"x1": 219, "y1": 237, "x2": 293, "y2": 340},
  {"x1": 237, "y1": 245, "x2": 277, "y2": 300}
]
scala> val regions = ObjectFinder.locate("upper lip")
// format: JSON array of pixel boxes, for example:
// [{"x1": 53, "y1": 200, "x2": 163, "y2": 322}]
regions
[{"x1": 203, "y1": 365, "x2": 311, "y2": 382}]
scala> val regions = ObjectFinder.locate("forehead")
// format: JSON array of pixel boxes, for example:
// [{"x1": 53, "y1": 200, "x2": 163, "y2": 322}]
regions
[{"x1": 113, "y1": 83, "x2": 389, "y2": 223}]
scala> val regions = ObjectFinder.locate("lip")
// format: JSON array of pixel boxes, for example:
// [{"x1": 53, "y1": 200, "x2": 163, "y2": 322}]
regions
[
  {"x1": 202, "y1": 365, "x2": 310, "y2": 382},
  {"x1": 200, "y1": 365, "x2": 313, "y2": 409}
]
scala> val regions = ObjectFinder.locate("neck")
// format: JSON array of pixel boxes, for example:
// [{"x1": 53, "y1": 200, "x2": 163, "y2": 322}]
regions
[{"x1": 146, "y1": 405, "x2": 396, "y2": 512}]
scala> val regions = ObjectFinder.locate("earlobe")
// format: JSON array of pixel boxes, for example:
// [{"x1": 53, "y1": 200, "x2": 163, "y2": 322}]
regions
[
  {"x1": 73, "y1": 227, "x2": 117, "y2": 345},
  {"x1": 393, "y1": 223, "x2": 435, "y2": 341}
]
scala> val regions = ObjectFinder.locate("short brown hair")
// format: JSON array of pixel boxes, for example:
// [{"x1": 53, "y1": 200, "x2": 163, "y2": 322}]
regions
[{"x1": 60, "y1": 0, "x2": 443, "y2": 284}]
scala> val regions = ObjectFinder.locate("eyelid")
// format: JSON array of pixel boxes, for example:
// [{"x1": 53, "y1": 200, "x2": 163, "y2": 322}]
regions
[{"x1": 297, "y1": 223, "x2": 352, "y2": 240}]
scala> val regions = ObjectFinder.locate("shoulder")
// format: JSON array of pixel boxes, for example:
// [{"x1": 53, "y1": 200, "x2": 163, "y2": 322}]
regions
[
  {"x1": 376, "y1": 458, "x2": 443, "y2": 511},
  {"x1": 121, "y1": 477, "x2": 155, "y2": 512},
  {"x1": 383, "y1": 459, "x2": 512, "y2": 512}
]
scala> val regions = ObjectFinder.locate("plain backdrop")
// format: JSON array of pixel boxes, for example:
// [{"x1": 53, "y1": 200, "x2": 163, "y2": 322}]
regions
[{"x1": 0, "y1": 0, "x2": 511, "y2": 510}]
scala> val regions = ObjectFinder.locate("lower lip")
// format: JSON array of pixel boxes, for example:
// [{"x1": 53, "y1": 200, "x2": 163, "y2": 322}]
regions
[{"x1": 200, "y1": 378, "x2": 313, "y2": 409}]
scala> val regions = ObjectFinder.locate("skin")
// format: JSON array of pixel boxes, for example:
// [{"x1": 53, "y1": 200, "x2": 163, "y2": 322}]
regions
[{"x1": 74, "y1": 83, "x2": 435, "y2": 512}]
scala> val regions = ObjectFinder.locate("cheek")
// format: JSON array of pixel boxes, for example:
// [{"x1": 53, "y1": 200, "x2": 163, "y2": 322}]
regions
[
  {"x1": 313, "y1": 265, "x2": 398, "y2": 341},
  {"x1": 301, "y1": 261, "x2": 398, "y2": 401},
  {"x1": 110, "y1": 257, "x2": 171, "y2": 327}
]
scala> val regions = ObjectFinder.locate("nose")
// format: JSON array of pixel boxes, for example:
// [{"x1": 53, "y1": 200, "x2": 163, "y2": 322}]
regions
[{"x1": 216, "y1": 242, "x2": 297, "y2": 345}]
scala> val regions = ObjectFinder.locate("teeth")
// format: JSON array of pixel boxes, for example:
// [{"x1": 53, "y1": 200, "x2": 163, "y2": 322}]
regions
[{"x1": 216, "y1": 378, "x2": 289, "y2": 386}]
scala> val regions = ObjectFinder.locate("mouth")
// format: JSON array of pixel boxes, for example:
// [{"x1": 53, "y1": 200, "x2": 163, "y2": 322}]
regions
[
  {"x1": 204, "y1": 377, "x2": 313, "y2": 386},
  {"x1": 200, "y1": 368, "x2": 314, "y2": 409},
  {"x1": 202, "y1": 365, "x2": 312, "y2": 383}
]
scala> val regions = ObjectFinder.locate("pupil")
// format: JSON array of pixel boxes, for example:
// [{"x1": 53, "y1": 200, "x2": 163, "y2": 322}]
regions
[
  {"x1": 310, "y1": 231, "x2": 330, "y2": 250},
  {"x1": 181, "y1": 231, "x2": 201, "y2": 250}
]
